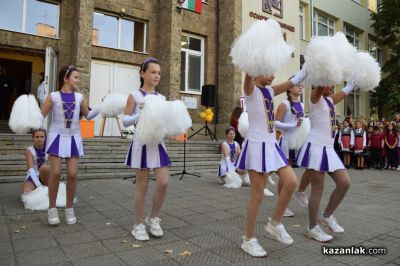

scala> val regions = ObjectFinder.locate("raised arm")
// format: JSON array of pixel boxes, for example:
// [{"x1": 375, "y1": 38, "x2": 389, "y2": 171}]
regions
[
  {"x1": 272, "y1": 67, "x2": 307, "y2": 96},
  {"x1": 331, "y1": 80, "x2": 357, "y2": 105},
  {"x1": 243, "y1": 74, "x2": 254, "y2": 96}
]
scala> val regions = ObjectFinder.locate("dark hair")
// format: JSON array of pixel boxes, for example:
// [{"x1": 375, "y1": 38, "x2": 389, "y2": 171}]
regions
[
  {"x1": 286, "y1": 90, "x2": 296, "y2": 115},
  {"x1": 58, "y1": 65, "x2": 77, "y2": 90},
  {"x1": 373, "y1": 126, "x2": 379, "y2": 131},
  {"x1": 225, "y1": 126, "x2": 235, "y2": 135},
  {"x1": 140, "y1": 57, "x2": 159, "y2": 88},
  {"x1": 31, "y1": 128, "x2": 46, "y2": 137},
  {"x1": 229, "y1": 107, "x2": 243, "y2": 126}
]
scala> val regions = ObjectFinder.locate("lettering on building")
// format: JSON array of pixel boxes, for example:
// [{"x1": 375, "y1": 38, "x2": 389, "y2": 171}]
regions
[{"x1": 249, "y1": 11, "x2": 295, "y2": 33}]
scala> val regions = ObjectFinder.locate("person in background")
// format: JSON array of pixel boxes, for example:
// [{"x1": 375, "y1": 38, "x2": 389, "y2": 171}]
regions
[
  {"x1": 353, "y1": 120, "x2": 367, "y2": 169},
  {"x1": 369, "y1": 126, "x2": 384, "y2": 170},
  {"x1": 384, "y1": 123, "x2": 398, "y2": 170},
  {"x1": 37, "y1": 72, "x2": 46, "y2": 107},
  {"x1": 0, "y1": 66, "x2": 13, "y2": 119},
  {"x1": 229, "y1": 107, "x2": 244, "y2": 147},
  {"x1": 339, "y1": 119, "x2": 354, "y2": 168}
]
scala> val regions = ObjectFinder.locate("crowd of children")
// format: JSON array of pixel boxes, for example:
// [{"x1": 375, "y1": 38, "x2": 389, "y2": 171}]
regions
[{"x1": 333, "y1": 115, "x2": 400, "y2": 170}]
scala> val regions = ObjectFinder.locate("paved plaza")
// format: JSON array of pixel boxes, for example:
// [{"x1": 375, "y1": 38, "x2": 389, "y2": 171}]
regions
[{"x1": 0, "y1": 168, "x2": 399, "y2": 265}]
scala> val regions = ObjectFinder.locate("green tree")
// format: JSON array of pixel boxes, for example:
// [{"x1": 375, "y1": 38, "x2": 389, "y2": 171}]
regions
[{"x1": 371, "y1": 0, "x2": 400, "y2": 118}]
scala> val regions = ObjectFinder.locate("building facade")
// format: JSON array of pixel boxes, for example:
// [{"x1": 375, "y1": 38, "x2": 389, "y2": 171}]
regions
[{"x1": 0, "y1": 0, "x2": 387, "y2": 137}]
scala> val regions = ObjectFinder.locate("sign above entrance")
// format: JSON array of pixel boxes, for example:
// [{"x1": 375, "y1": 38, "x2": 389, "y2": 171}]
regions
[{"x1": 262, "y1": 0, "x2": 283, "y2": 18}]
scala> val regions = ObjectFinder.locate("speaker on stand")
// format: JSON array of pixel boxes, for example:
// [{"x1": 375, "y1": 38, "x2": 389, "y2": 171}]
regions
[{"x1": 188, "y1": 85, "x2": 217, "y2": 141}]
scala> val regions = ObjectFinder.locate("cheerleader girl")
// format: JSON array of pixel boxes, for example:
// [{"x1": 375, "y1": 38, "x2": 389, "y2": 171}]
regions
[
  {"x1": 339, "y1": 119, "x2": 354, "y2": 168},
  {"x1": 275, "y1": 83, "x2": 310, "y2": 217},
  {"x1": 217, "y1": 127, "x2": 242, "y2": 184},
  {"x1": 237, "y1": 70, "x2": 306, "y2": 257},
  {"x1": 353, "y1": 120, "x2": 367, "y2": 169},
  {"x1": 123, "y1": 57, "x2": 171, "y2": 241},
  {"x1": 296, "y1": 81, "x2": 356, "y2": 242},
  {"x1": 41, "y1": 65, "x2": 99, "y2": 225},
  {"x1": 21, "y1": 128, "x2": 49, "y2": 193}
]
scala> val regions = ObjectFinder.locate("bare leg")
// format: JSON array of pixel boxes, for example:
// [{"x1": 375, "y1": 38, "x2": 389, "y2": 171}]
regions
[
  {"x1": 272, "y1": 167, "x2": 297, "y2": 223},
  {"x1": 323, "y1": 169, "x2": 351, "y2": 217},
  {"x1": 21, "y1": 181, "x2": 35, "y2": 193},
  {"x1": 298, "y1": 171, "x2": 310, "y2": 192},
  {"x1": 48, "y1": 155, "x2": 62, "y2": 209},
  {"x1": 246, "y1": 170, "x2": 266, "y2": 239},
  {"x1": 134, "y1": 169, "x2": 149, "y2": 225},
  {"x1": 150, "y1": 167, "x2": 169, "y2": 218},
  {"x1": 65, "y1": 158, "x2": 79, "y2": 208},
  {"x1": 39, "y1": 164, "x2": 50, "y2": 186},
  {"x1": 307, "y1": 169, "x2": 325, "y2": 227}
]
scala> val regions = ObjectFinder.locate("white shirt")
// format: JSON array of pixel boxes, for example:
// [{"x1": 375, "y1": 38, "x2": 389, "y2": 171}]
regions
[{"x1": 37, "y1": 81, "x2": 46, "y2": 104}]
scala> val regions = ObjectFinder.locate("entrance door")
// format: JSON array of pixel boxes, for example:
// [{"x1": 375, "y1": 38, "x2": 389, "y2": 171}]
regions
[
  {"x1": 89, "y1": 60, "x2": 140, "y2": 136},
  {"x1": 43, "y1": 47, "x2": 57, "y2": 128}
]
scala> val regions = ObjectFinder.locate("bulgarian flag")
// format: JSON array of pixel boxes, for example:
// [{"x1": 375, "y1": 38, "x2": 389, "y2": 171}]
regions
[{"x1": 182, "y1": 0, "x2": 202, "y2": 14}]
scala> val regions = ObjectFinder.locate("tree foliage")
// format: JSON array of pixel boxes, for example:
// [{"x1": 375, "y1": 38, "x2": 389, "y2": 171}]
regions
[{"x1": 370, "y1": 0, "x2": 400, "y2": 116}]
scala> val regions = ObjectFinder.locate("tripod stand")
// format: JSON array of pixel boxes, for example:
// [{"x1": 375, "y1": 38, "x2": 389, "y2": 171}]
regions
[
  {"x1": 188, "y1": 121, "x2": 217, "y2": 141},
  {"x1": 171, "y1": 139, "x2": 201, "y2": 180}
]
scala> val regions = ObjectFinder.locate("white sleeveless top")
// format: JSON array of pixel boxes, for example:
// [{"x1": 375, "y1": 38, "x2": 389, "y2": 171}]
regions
[
  {"x1": 245, "y1": 86, "x2": 277, "y2": 143},
  {"x1": 48, "y1": 91, "x2": 83, "y2": 136},
  {"x1": 27, "y1": 145, "x2": 48, "y2": 172},
  {"x1": 281, "y1": 100, "x2": 304, "y2": 137},
  {"x1": 307, "y1": 96, "x2": 335, "y2": 146}
]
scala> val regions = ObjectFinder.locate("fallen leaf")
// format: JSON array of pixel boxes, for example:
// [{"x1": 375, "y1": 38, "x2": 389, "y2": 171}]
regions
[
  {"x1": 179, "y1": 250, "x2": 192, "y2": 256},
  {"x1": 164, "y1": 249, "x2": 173, "y2": 254},
  {"x1": 14, "y1": 230, "x2": 20, "y2": 234},
  {"x1": 121, "y1": 240, "x2": 128, "y2": 243},
  {"x1": 105, "y1": 222, "x2": 111, "y2": 226},
  {"x1": 292, "y1": 224, "x2": 300, "y2": 227},
  {"x1": 89, "y1": 196, "x2": 94, "y2": 199},
  {"x1": 20, "y1": 226, "x2": 26, "y2": 229},
  {"x1": 132, "y1": 244, "x2": 141, "y2": 248}
]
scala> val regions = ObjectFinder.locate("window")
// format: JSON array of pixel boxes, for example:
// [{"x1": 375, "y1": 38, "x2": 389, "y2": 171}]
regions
[
  {"x1": 0, "y1": 0, "x2": 59, "y2": 38},
  {"x1": 368, "y1": 39, "x2": 382, "y2": 64},
  {"x1": 313, "y1": 13, "x2": 335, "y2": 36},
  {"x1": 345, "y1": 88, "x2": 361, "y2": 117},
  {"x1": 368, "y1": 0, "x2": 378, "y2": 12},
  {"x1": 345, "y1": 26, "x2": 360, "y2": 49},
  {"x1": 299, "y1": 6, "x2": 305, "y2": 40},
  {"x1": 180, "y1": 34, "x2": 204, "y2": 94},
  {"x1": 92, "y1": 12, "x2": 146, "y2": 52}
]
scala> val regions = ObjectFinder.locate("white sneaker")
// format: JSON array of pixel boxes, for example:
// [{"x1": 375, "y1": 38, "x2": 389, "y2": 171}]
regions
[
  {"x1": 264, "y1": 188, "x2": 274, "y2": 197},
  {"x1": 131, "y1": 223, "x2": 150, "y2": 241},
  {"x1": 283, "y1": 208, "x2": 294, "y2": 217},
  {"x1": 320, "y1": 214, "x2": 344, "y2": 233},
  {"x1": 48, "y1": 208, "x2": 60, "y2": 225},
  {"x1": 65, "y1": 208, "x2": 77, "y2": 225},
  {"x1": 268, "y1": 175, "x2": 275, "y2": 186},
  {"x1": 144, "y1": 216, "x2": 163, "y2": 237},
  {"x1": 265, "y1": 218, "x2": 293, "y2": 245},
  {"x1": 293, "y1": 191, "x2": 309, "y2": 208},
  {"x1": 397, "y1": 166, "x2": 400, "y2": 171},
  {"x1": 241, "y1": 237, "x2": 267, "y2": 257},
  {"x1": 306, "y1": 225, "x2": 333, "y2": 242}
]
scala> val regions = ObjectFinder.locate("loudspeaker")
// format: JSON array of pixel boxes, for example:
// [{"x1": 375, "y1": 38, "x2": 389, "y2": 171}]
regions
[{"x1": 201, "y1": 85, "x2": 216, "y2": 107}]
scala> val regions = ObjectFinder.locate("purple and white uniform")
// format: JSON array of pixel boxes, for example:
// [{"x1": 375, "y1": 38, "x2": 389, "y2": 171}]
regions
[
  {"x1": 235, "y1": 86, "x2": 288, "y2": 173},
  {"x1": 217, "y1": 140, "x2": 239, "y2": 177},
  {"x1": 25, "y1": 145, "x2": 48, "y2": 184},
  {"x1": 46, "y1": 91, "x2": 84, "y2": 158},
  {"x1": 277, "y1": 100, "x2": 304, "y2": 161},
  {"x1": 125, "y1": 90, "x2": 171, "y2": 169},
  {"x1": 296, "y1": 97, "x2": 345, "y2": 172}
]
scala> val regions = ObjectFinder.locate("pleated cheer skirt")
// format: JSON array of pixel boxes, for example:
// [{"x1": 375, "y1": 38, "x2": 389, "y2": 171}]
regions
[
  {"x1": 235, "y1": 139, "x2": 288, "y2": 173},
  {"x1": 46, "y1": 133, "x2": 84, "y2": 158},
  {"x1": 125, "y1": 139, "x2": 171, "y2": 169},
  {"x1": 296, "y1": 135, "x2": 345, "y2": 173}
]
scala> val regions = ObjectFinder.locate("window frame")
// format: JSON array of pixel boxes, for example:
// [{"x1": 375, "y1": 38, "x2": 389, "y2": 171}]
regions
[
  {"x1": 0, "y1": 0, "x2": 60, "y2": 38},
  {"x1": 299, "y1": 6, "x2": 305, "y2": 40},
  {"x1": 344, "y1": 26, "x2": 360, "y2": 49},
  {"x1": 92, "y1": 11, "x2": 147, "y2": 53},
  {"x1": 313, "y1": 12, "x2": 335, "y2": 37},
  {"x1": 180, "y1": 33, "x2": 205, "y2": 95},
  {"x1": 345, "y1": 88, "x2": 361, "y2": 117}
]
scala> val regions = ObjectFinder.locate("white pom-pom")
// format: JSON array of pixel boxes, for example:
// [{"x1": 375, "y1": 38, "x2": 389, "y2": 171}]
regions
[
  {"x1": 304, "y1": 36, "x2": 343, "y2": 86},
  {"x1": 167, "y1": 100, "x2": 192, "y2": 137},
  {"x1": 331, "y1": 32, "x2": 357, "y2": 80},
  {"x1": 289, "y1": 117, "x2": 311, "y2": 150},
  {"x1": 223, "y1": 171, "x2": 242, "y2": 189},
  {"x1": 230, "y1": 19, "x2": 293, "y2": 76},
  {"x1": 21, "y1": 182, "x2": 66, "y2": 210},
  {"x1": 100, "y1": 93, "x2": 127, "y2": 118},
  {"x1": 238, "y1": 111, "x2": 249, "y2": 137},
  {"x1": 241, "y1": 172, "x2": 250, "y2": 186},
  {"x1": 353, "y1": 51, "x2": 381, "y2": 91},
  {"x1": 9, "y1": 95, "x2": 43, "y2": 134},
  {"x1": 135, "y1": 95, "x2": 168, "y2": 144}
]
